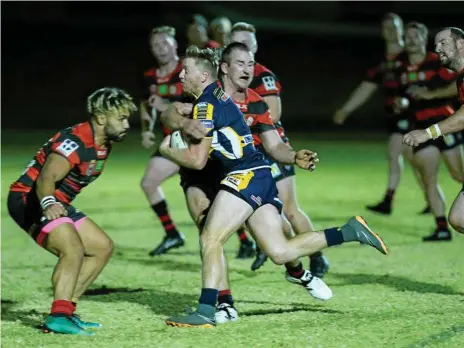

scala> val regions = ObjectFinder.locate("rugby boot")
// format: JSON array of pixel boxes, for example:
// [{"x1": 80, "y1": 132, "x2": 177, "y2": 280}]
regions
[
  {"x1": 422, "y1": 229, "x2": 452, "y2": 242},
  {"x1": 285, "y1": 270, "x2": 333, "y2": 300},
  {"x1": 366, "y1": 200, "x2": 391, "y2": 215},
  {"x1": 309, "y1": 252, "x2": 330, "y2": 278},
  {"x1": 215, "y1": 303, "x2": 239, "y2": 324},
  {"x1": 236, "y1": 241, "x2": 256, "y2": 259},
  {"x1": 42, "y1": 315, "x2": 94, "y2": 335},
  {"x1": 149, "y1": 233, "x2": 185, "y2": 256},
  {"x1": 165, "y1": 304, "x2": 216, "y2": 328},
  {"x1": 69, "y1": 314, "x2": 102, "y2": 329},
  {"x1": 250, "y1": 247, "x2": 268, "y2": 271},
  {"x1": 346, "y1": 216, "x2": 389, "y2": 255},
  {"x1": 419, "y1": 205, "x2": 432, "y2": 215}
]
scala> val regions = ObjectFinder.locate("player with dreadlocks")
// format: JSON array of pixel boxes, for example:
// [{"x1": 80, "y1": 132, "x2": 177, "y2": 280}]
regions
[{"x1": 7, "y1": 87, "x2": 137, "y2": 335}]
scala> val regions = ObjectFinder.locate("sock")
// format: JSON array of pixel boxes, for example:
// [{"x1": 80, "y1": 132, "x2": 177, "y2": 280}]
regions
[
  {"x1": 199, "y1": 288, "x2": 218, "y2": 307},
  {"x1": 151, "y1": 200, "x2": 179, "y2": 238},
  {"x1": 285, "y1": 262, "x2": 305, "y2": 278},
  {"x1": 435, "y1": 216, "x2": 449, "y2": 231},
  {"x1": 324, "y1": 227, "x2": 345, "y2": 246},
  {"x1": 237, "y1": 228, "x2": 252, "y2": 244},
  {"x1": 384, "y1": 189, "x2": 395, "y2": 203},
  {"x1": 310, "y1": 251, "x2": 322, "y2": 259},
  {"x1": 218, "y1": 289, "x2": 234, "y2": 306},
  {"x1": 51, "y1": 299, "x2": 74, "y2": 317}
]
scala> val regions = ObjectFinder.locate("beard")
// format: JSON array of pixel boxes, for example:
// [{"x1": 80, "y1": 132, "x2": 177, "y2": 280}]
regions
[{"x1": 105, "y1": 127, "x2": 126, "y2": 143}]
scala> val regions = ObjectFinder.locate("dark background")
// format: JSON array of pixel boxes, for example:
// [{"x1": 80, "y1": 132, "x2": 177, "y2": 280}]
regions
[{"x1": 2, "y1": 1, "x2": 462, "y2": 132}]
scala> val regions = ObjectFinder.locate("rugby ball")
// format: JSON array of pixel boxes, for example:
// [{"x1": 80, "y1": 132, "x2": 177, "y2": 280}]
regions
[{"x1": 170, "y1": 130, "x2": 189, "y2": 149}]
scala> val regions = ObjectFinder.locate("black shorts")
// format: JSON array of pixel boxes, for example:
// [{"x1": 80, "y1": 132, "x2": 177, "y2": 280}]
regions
[
  {"x1": 7, "y1": 190, "x2": 86, "y2": 247},
  {"x1": 387, "y1": 115, "x2": 410, "y2": 135},
  {"x1": 179, "y1": 161, "x2": 222, "y2": 202},
  {"x1": 413, "y1": 131, "x2": 463, "y2": 154}
]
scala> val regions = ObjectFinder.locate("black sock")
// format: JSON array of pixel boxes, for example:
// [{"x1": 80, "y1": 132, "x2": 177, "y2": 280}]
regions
[
  {"x1": 151, "y1": 200, "x2": 179, "y2": 238},
  {"x1": 435, "y1": 216, "x2": 449, "y2": 231},
  {"x1": 285, "y1": 262, "x2": 304, "y2": 278},
  {"x1": 310, "y1": 251, "x2": 322, "y2": 259},
  {"x1": 324, "y1": 227, "x2": 345, "y2": 246},
  {"x1": 384, "y1": 189, "x2": 395, "y2": 203},
  {"x1": 237, "y1": 228, "x2": 252, "y2": 245},
  {"x1": 218, "y1": 290, "x2": 234, "y2": 306},
  {"x1": 199, "y1": 288, "x2": 218, "y2": 307}
]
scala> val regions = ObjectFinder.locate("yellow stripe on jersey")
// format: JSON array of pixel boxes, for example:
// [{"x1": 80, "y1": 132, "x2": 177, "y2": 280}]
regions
[{"x1": 193, "y1": 102, "x2": 214, "y2": 120}]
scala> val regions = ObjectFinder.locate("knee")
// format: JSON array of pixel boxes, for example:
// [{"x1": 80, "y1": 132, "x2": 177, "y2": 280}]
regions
[
  {"x1": 449, "y1": 214, "x2": 464, "y2": 234},
  {"x1": 99, "y1": 238, "x2": 114, "y2": 258},
  {"x1": 199, "y1": 230, "x2": 222, "y2": 252},
  {"x1": 60, "y1": 243, "x2": 85, "y2": 263},
  {"x1": 450, "y1": 171, "x2": 464, "y2": 183},
  {"x1": 266, "y1": 247, "x2": 291, "y2": 265},
  {"x1": 140, "y1": 173, "x2": 158, "y2": 190}
]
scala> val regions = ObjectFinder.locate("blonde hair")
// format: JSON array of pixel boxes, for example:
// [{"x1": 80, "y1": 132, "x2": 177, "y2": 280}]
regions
[
  {"x1": 87, "y1": 87, "x2": 137, "y2": 117},
  {"x1": 231, "y1": 22, "x2": 256, "y2": 34},
  {"x1": 150, "y1": 25, "x2": 176, "y2": 38},
  {"x1": 185, "y1": 45, "x2": 219, "y2": 78},
  {"x1": 382, "y1": 12, "x2": 403, "y2": 28}
]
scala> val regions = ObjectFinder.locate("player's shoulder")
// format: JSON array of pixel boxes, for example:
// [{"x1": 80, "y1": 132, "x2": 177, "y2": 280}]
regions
[
  {"x1": 56, "y1": 122, "x2": 94, "y2": 148},
  {"x1": 246, "y1": 89, "x2": 269, "y2": 114},
  {"x1": 254, "y1": 62, "x2": 277, "y2": 78},
  {"x1": 144, "y1": 67, "x2": 157, "y2": 78}
]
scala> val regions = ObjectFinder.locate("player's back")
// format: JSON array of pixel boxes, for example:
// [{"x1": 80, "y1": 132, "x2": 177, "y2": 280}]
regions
[
  {"x1": 10, "y1": 122, "x2": 111, "y2": 204},
  {"x1": 194, "y1": 82, "x2": 269, "y2": 175}
]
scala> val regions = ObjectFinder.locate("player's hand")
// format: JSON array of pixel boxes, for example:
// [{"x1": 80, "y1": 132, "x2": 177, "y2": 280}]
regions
[
  {"x1": 333, "y1": 109, "x2": 347, "y2": 125},
  {"x1": 392, "y1": 96, "x2": 410, "y2": 114},
  {"x1": 182, "y1": 118, "x2": 208, "y2": 140},
  {"x1": 141, "y1": 131, "x2": 156, "y2": 149},
  {"x1": 173, "y1": 102, "x2": 194, "y2": 115},
  {"x1": 148, "y1": 95, "x2": 169, "y2": 112},
  {"x1": 43, "y1": 202, "x2": 67, "y2": 221},
  {"x1": 407, "y1": 86, "x2": 434, "y2": 100},
  {"x1": 403, "y1": 130, "x2": 430, "y2": 147},
  {"x1": 158, "y1": 134, "x2": 171, "y2": 157},
  {"x1": 295, "y1": 150, "x2": 319, "y2": 171}
]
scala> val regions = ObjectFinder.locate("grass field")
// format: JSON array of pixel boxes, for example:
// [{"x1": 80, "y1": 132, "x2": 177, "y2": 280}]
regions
[{"x1": 1, "y1": 130, "x2": 464, "y2": 348}]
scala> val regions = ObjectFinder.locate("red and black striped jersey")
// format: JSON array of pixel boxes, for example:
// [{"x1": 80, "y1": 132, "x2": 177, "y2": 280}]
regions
[
  {"x1": 233, "y1": 88, "x2": 276, "y2": 146},
  {"x1": 395, "y1": 52, "x2": 457, "y2": 125},
  {"x1": 249, "y1": 62, "x2": 287, "y2": 142},
  {"x1": 457, "y1": 68, "x2": 464, "y2": 106},
  {"x1": 365, "y1": 51, "x2": 408, "y2": 114},
  {"x1": 143, "y1": 60, "x2": 186, "y2": 135},
  {"x1": 10, "y1": 122, "x2": 111, "y2": 204}
]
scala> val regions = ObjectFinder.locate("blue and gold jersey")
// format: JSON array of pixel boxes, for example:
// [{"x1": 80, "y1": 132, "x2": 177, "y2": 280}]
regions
[{"x1": 192, "y1": 82, "x2": 269, "y2": 175}]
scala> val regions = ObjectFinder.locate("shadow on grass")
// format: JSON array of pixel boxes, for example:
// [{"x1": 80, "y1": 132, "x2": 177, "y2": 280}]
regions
[
  {"x1": 407, "y1": 325, "x2": 464, "y2": 348},
  {"x1": 1, "y1": 299, "x2": 46, "y2": 329},
  {"x1": 329, "y1": 272, "x2": 463, "y2": 296}
]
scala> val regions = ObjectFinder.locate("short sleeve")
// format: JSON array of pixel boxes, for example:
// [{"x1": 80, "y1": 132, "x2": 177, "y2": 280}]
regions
[
  {"x1": 192, "y1": 102, "x2": 217, "y2": 138},
  {"x1": 50, "y1": 135, "x2": 82, "y2": 166}
]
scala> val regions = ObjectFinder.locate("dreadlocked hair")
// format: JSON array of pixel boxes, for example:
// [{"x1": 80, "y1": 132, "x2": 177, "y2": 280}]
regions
[
  {"x1": 87, "y1": 87, "x2": 137, "y2": 118},
  {"x1": 185, "y1": 45, "x2": 220, "y2": 79}
]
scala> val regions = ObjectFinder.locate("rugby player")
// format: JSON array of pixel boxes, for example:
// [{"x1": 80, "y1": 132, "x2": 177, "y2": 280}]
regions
[
  {"x1": 403, "y1": 27, "x2": 464, "y2": 235},
  {"x1": 210, "y1": 16, "x2": 232, "y2": 47},
  {"x1": 7, "y1": 88, "x2": 137, "y2": 335},
  {"x1": 187, "y1": 14, "x2": 221, "y2": 50},
  {"x1": 333, "y1": 13, "x2": 429, "y2": 216},
  {"x1": 140, "y1": 26, "x2": 187, "y2": 256},
  {"x1": 229, "y1": 22, "x2": 329, "y2": 276},
  {"x1": 162, "y1": 42, "x2": 332, "y2": 324},
  {"x1": 158, "y1": 46, "x2": 388, "y2": 328},
  {"x1": 395, "y1": 23, "x2": 463, "y2": 241}
]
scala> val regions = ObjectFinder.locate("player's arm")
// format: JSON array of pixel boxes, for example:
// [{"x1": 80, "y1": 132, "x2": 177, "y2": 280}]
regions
[
  {"x1": 160, "y1": 103, "x2": 207, "y2": 140},
  {"x1": 260, "y1": 129, "x2": 318, "y2": 171},
  {"x1": 408, "y1": 82, "x2": 458, "y2": 100},
  {"x1": 140, "y1": 101, "x2": 156, "y2": 148},
  {"x1": 159, "y1": 136, "x2": 213, "y2": 170},
  {"x1": 403, "y1": 105, "x2": 464, "y2": 147},
  {"x1": 263, "y1": 95, "x2": 282, "y2": 123},
  {"x1": 36, "y1": 153, "x2": 72, "y2": 220},
  {"x1": 333, "y1": 81, "x2": 378, "y2": 124}
]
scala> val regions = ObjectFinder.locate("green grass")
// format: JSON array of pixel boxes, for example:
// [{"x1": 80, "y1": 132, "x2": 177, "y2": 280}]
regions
[{"x1": 2, "y1": 130, "x2": 464, "y2": 348}]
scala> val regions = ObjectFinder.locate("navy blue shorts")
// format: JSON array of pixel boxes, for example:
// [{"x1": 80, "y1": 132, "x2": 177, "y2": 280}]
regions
[{"x1": 220, "y1": 167, "x2": 283, "y2": 213}]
